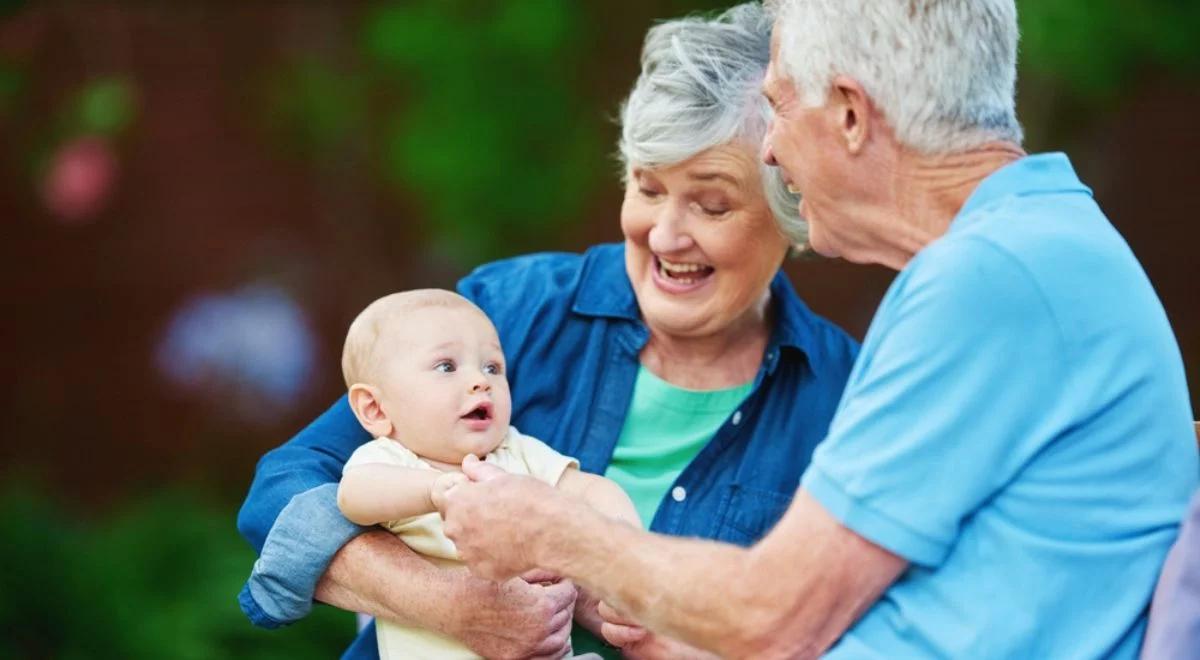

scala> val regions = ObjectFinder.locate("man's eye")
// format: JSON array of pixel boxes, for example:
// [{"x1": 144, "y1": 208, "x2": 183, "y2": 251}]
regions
[
  {"x1": 483, "y1": 362, "x2": 503, "y2": 375},
  {"x1": 639, "y1": 187, "x2": 662, "y2": 199},
  {"x1": 434, "y1": 361, "x2": 456, "y2": 373}
]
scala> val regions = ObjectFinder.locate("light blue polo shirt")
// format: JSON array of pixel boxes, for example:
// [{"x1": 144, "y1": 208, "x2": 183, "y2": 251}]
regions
[{"x1": 803, "y1": 153, "x2": 1199, "y2": 658}]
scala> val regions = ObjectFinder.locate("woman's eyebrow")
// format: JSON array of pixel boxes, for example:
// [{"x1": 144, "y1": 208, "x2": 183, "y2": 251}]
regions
[{"x1": 687, "y1": 171, "x2": 739, "y2": 186}]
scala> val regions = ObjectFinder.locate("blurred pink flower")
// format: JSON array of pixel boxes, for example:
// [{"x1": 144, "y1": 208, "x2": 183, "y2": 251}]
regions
[{"x1": 41, "y1": 136, "x2": 119, "y2": 224}]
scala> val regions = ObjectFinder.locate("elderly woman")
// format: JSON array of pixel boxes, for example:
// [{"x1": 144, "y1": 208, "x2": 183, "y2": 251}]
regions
[
  {"x1": 235, "y1": 4, "x2": 858, "y2": 659},
  {"x1": 437, "y1": 0, "x2": 1200, "y2": 658}
]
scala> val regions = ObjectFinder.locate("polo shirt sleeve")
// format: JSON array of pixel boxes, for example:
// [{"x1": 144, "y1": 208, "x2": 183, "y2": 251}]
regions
[{"x1": 802, "y1": 238, "x2": 1068, "y2": 567}]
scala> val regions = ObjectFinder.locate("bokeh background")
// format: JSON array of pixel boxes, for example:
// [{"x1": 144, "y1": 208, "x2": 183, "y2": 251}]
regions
[{"x1": 1, "y1": 1, "x2": 1198, "y2": 657}]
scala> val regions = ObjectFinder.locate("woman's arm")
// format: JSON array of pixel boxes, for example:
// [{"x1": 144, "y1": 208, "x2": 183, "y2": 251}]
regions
[
  {"x1": 236, "y1": 399, "x2": 577, "y2": 657},
  {"x1": 315, "y1": 530, "x2": 578, "y2": 659},
  {"x1": 237, "y1": 396, "x2": 368, "y2": 552}
]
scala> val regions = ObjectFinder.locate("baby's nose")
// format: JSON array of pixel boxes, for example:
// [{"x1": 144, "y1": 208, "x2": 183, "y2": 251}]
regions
[{"x1": 469, "y1": 378, "x2": 491, "y2": 393}]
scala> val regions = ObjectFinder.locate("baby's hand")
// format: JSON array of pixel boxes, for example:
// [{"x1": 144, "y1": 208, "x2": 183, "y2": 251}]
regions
[{"x1": 430, "y1": 471, "x2": 470, "y2": 511}]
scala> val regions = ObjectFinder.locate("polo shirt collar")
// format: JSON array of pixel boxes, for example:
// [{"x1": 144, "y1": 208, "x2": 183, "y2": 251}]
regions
[
  {"x1": 572, "y1": 243, "x2": 823, "y2": 370},
  {"x1": 958, "y1": 152, "x2": 1092, "y2": 221}
]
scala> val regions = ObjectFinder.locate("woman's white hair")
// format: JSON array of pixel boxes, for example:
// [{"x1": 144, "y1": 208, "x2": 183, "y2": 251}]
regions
[
  {"x1": 768, "y1": 0, "x2": 1023, "y2": 154},
  {"x1": 618, "y1": 2, "x2": 806, "y2": 246}
]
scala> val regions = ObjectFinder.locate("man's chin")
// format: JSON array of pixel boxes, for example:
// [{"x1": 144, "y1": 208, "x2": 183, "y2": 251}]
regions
[{"x1": 806, "y1": 227, "x2": 839, "y2": 259}]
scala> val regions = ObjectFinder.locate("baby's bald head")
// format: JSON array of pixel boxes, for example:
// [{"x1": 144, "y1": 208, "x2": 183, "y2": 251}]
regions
[{"x1": 341, "y1": 289, "x2": 487, "y2": 388}]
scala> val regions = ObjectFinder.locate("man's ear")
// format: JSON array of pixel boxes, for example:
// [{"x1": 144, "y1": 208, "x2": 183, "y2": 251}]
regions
[
  {"x1": 348, "y1": 384, "x2": 393, "y2": 438},
  {"x1": 829, "y1": 75, "x2": 872, "y2": 155}
]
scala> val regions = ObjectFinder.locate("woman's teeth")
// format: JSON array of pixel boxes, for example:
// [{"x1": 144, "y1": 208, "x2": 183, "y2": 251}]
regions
[{"x1": 658, "y1": 258, "x2": 712, "y2": 284}]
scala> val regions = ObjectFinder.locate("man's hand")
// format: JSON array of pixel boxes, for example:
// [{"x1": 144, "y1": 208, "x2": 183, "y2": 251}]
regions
[
  {"x1": 598, "y1": 601, "x2": 719, "y2": 660},
  {"x1": 439, "y1": 454, "x2": 567, "y2": 581},
  {"x1": 449, "y1": 571, "x2": 578, "y2": 660}
]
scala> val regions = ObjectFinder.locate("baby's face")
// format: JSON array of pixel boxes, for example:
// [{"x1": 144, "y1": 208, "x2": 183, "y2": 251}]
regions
[{"x1": 374, "y1": 305, "x2": 512, "y2": 464}]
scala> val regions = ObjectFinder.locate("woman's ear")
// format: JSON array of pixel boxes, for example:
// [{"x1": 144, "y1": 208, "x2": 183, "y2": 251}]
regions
[{"x1": 348, "y1": 384, "x2": 393, "y2": 438}]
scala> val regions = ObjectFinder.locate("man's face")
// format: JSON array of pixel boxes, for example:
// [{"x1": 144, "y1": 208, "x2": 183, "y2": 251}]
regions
[
  {"x1": 374, "y1": 306, "x2": 512, "y2": 464},
  {"x1": 761, "y1": 33, "x2": 865, "y2": 260}
]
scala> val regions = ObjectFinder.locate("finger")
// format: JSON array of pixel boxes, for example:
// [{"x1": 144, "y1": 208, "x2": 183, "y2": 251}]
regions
[
  {"x1": 601, "y1": 620, "x2": 648, "y2": 647},
  {"x1": 541, "y1": 579, "x2": 579, "y2": 612},
  {"x1": 530, "y1": 614, "x2": 573, "y2": 657},
  {"x1": 597, "y1": 600, "x2": 639, "y2": 626},
  {"x1": 462, "y1": 455, "x2": 507, "y2": 482}
]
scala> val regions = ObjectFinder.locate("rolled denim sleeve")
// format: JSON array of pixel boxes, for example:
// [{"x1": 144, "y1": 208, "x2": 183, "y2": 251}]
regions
[{"x1": 236, "y1": 395, "x2": 371, "y2": 627}]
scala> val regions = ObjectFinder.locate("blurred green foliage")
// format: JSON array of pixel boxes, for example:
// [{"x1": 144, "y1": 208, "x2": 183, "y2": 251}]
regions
[
  {"x1": 73, "y1": 77, "x2": 138, "y2": 138},
  {"x1": 264, "y1": 0, "x2": 604, "y2": 265},
  {"x1": 1017, "y1": 0, "x2": 1200, "y2": 97},
  {"x1": 0, "y1": 62, "x2": 22, "y2": 119},
  {"x1": 364, "y1": 0, "x2": 602, "y2": 263},
  {"x1": 0, "y1": 480, "x2": 351, "y2": 659}
]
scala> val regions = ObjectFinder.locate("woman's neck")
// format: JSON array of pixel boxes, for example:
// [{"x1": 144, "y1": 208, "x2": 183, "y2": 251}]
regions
[{"x1": 640, "y1": 297, "x2": 773, "y2": 390}]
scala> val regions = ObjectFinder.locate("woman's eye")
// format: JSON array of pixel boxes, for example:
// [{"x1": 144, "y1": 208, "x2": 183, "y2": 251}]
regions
[
  {"x1": 639, "y1": 186, "x2": 662, "y2": 199},
  {"x1": 434, "y1": 361, "x2": 456, "y2": 373},
  {"x1": 693, "y1": 201, "x2": 730, "y2": 217},
  {"x1": 483, "y1": 362, "x2": 503, "y2": 375}
]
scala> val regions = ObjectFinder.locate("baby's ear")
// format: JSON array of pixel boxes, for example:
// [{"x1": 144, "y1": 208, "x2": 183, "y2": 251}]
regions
[{"x1": 348, "y1": 384, "x2": 393, "y2": 438}]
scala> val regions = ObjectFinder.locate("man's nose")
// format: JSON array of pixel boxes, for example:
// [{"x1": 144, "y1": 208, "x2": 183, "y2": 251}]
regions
[{"x1": 762, "y1": 139, "x2": 778, "y2": 166}]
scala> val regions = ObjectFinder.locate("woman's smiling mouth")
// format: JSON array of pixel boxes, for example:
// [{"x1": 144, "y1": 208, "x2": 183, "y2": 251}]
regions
[{"x1": 652, "y1": 255, "x2": 715, "y2": 292}]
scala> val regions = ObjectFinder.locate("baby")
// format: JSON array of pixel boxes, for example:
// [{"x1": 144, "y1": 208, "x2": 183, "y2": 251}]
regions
[{"x1": 336, "y1": 289, "x2": 638, "y2": 659}]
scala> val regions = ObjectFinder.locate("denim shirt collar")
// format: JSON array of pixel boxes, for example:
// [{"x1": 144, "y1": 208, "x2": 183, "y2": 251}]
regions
[
  {"x1": 571, "y1": 243, "x2": 823, "y2": 373},
  {"x1": 957, "y1": 152, "x2": 1093, "y2": 223}
]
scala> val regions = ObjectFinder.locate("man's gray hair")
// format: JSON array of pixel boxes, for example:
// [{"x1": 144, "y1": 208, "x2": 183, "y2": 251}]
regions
[
  {"x1": 618, "y1": 2, "x2": 806, "y2": 246},
  {"x1": 769, "y1": 0, "x2": 1023, "y2": 154}
]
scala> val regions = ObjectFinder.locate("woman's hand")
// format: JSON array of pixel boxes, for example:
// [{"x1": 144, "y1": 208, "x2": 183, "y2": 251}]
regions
[
  {"x1": 315, "y1": 530, "x2": 576, "y2": 660},
  {"x1": 598, "y1": 601, "x2": 719, "y2": 660},
  {"x1": 449, "y1": 571, "x2": 578, "y2": 659},
  {"x1": 439, "y1": 455, "x2": 567, "y2": 581}
]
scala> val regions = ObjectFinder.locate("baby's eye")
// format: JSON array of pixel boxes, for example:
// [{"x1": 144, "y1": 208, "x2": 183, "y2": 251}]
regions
[
  {"x1": 434, "y1": 360, "x2": 456, "y2": 373},
  {"x1": 483, "y1": 362, "x2": 503, "y2": 375}
]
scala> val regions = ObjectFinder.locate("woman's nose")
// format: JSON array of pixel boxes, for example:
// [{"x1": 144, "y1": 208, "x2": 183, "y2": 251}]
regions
[{"x1": 647, "y1": 206, "x2": 694, "y2": 254}]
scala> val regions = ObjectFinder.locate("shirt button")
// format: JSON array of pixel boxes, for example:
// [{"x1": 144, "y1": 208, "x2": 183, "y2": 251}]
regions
[
  {"x1": 671, "y1": 486, "x2": 687, "y2": 502},
  {"x1": 731, "y1": 410, "x2": 743, "y2": 426}
]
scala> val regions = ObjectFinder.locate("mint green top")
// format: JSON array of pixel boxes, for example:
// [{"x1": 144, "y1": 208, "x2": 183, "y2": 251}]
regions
[
  {"x1": 574, "y1": 366, "x2": 753, "y2": 658},
  {"x1": 607, "y1": 366, "x2": 753, "y2": 527}
]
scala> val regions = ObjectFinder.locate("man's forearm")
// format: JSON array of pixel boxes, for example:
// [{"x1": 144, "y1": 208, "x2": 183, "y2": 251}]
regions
[
  {"x1": 534, "y1": 492, "x2": 903, "y2": 659},
  {"x1": 536, "y1": 504, "x2": 759, "y2": 655},
  {"x1": 315, "y1": 529, "x2": 464, "y2": 632}
]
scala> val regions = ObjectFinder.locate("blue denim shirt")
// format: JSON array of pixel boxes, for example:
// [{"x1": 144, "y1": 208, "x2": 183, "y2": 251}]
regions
[{"x1": 236, "y1": 243, "x2": 859, "y2": 658}]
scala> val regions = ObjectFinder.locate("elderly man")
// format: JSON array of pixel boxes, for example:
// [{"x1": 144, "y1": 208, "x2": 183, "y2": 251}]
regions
[{"x1": 438, "y1": 1, "x2": 1199, "y2": 657}]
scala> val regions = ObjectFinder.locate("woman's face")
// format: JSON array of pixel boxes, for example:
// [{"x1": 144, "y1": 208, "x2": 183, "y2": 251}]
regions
[{"x1": 622, "y1": 143, "x2": 791, "y2": 340}]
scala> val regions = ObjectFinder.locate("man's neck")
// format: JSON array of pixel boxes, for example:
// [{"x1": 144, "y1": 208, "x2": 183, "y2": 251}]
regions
[{"x1": 863, "y1": 141, "x2": 1026, "y2": 270}]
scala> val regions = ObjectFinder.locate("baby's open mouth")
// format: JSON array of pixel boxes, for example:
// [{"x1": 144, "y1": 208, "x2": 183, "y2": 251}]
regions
[
  {"x1": 655, "y1": 256, "x2": 714, "y2": 284},
  {"x1": 461, "y1": 402, "x2": 492, "y2": 421}
]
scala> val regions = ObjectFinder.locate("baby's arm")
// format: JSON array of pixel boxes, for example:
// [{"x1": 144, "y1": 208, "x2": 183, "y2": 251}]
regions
[
  {"x1": 555, "y1": 468, "x2": 640, "y2": 528},
  {"x1": 555, "y1": 468, "x2": 641, "y2": 643},
  {"x1": 337, "y1": 464, "x2": 446, "y2": 525}
]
